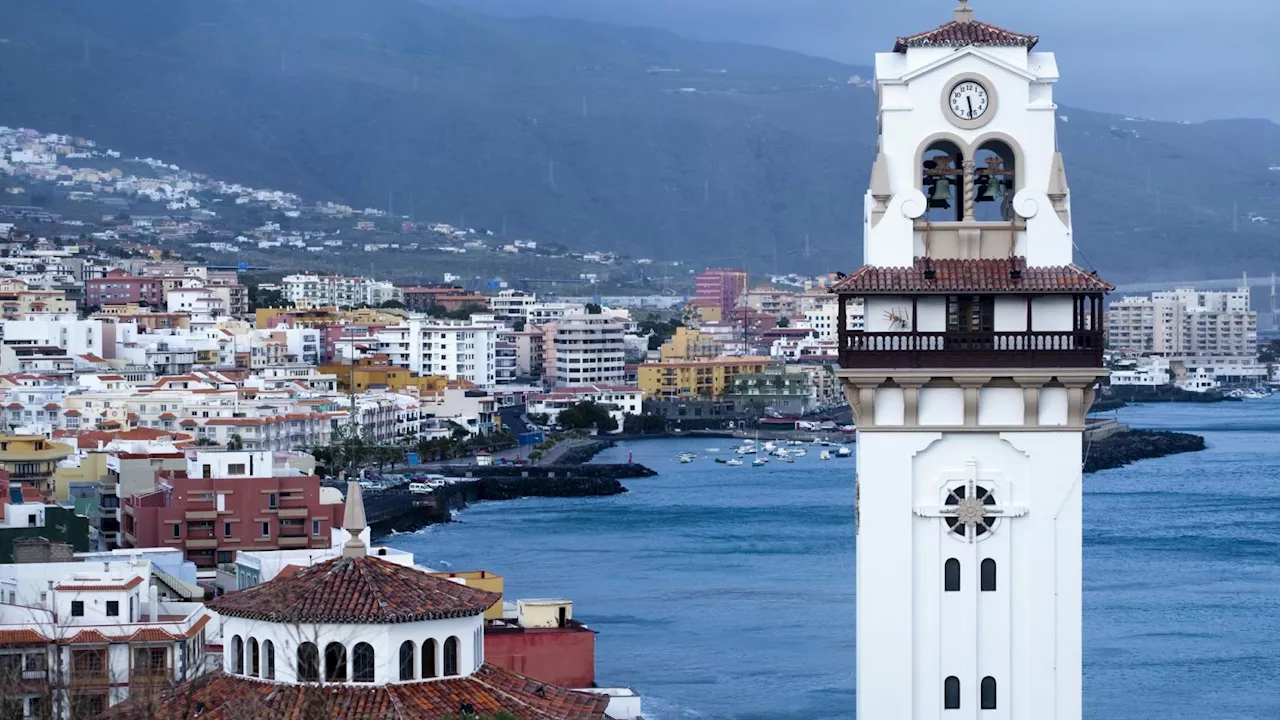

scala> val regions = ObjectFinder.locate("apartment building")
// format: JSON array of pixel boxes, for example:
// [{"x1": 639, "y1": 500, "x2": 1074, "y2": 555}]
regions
[
  {"x1": 375, "y1": 318, "x2": 497, "y2": 387},
  {"x1": 280, "y1": 275, "x2": 402, "y2": 309},
  {"x1": 528, "y1": 385, "x2": 643, "y2": 432},
  {"x1": 85, "y1": 269, "x2": 164, "y2": 308},
  {"x1": 637, "y1": 356, "x2": 773, "y2": 400},
  {"x1": 489, "y1": 290, "x2": 538, "y2": 320},
  {"x1": 695, "y1": 269, "x2": 749, "y2": 312},
  {"x1": 1108, "y1": 286, "x2": 1257, "y2": 357},
  {"x1": 543, "y1": 314, "x2": 627, "y2": 388},
  {"x1": 122, "y1": 451, "x2": 343, "y2": 571}
]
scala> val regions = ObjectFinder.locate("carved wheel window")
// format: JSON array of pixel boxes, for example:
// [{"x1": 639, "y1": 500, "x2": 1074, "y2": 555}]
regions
[{"x1": 944, "y1": 484, "x2": 998, "y2": 538}]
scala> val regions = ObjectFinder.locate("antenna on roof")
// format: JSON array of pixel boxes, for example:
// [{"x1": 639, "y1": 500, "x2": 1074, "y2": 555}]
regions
[{"x1": 955, "y1": 0, "x2": 975, "y2": 23}]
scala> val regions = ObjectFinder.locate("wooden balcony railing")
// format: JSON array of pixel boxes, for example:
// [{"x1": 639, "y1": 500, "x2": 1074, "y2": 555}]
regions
[{"x1": 838, "y1": 330, "x2": 1104, "y2": 369}]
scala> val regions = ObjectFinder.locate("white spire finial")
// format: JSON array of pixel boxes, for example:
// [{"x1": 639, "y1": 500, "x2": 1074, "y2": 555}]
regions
[
  {"x1": 342, "y1": 480, "x2": 368, "y2": 559},
  {"x1": 955, "y1": 0, "x2": 974, "y2": 23}
]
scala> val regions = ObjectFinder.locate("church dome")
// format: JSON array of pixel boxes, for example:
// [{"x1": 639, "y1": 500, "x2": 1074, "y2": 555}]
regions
[{"x1": 210, "y1": 554, "x2": 500, "y2": 624}]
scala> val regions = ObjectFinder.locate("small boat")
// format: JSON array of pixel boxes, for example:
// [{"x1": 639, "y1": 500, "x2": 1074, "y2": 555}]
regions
[
  {"x1": 714, "y1": 458, "x2": 728, "y2": 464},
  {"x1": 820, "y1": 450, "x2": 832, "y2": 461},
  {"x1": 726, "y1": 458, "x2": 744, "y2": 467},
  {"x1": 780, "y1": 456, "x2": 795, "y2": 463},
  {"x1": 792, "y1": 449, "x2": 807, "y2": 457},
  {"x1": 705, "y1": 448, "x2": 721, "y2": 453},
  {"x1": 752, "y1": 458, "x2": 768, "y2": 467},
  {"x1": 762, "y1": 442, "x2": 778, "y2": 453},
  {"x1": 836, "y1": 446, "x2": 852, "y2": 458},
  {"x1": 678, "y1": 452, "x2": 696, "y2": 463}
]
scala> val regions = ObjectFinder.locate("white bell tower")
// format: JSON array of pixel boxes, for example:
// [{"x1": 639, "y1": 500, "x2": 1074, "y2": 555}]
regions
[{"x1": 835, "y1": 3, "x2": 1111, "y2": 718}]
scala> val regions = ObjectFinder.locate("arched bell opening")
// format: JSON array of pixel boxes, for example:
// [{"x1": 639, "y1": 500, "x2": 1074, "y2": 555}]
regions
[
  {"x1": 922, "y1": 140, "x2": 964, "y2": 223},
  {"x1": 974, "y1": 140, "x2": 1016, "y2": 222}
]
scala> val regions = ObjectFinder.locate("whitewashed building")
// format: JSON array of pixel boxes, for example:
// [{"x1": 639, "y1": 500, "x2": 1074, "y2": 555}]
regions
[{"x1": 376, "y1": 318, "x2": 498, "y2": 387}]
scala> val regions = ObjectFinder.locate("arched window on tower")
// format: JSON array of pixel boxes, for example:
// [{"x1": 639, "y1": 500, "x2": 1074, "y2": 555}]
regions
[
  {"x1": 423, "y1": 639, "x2": 438, "y2": 678},
  {"x1": 974, "y1": 140, "x2": 1016, "y2": 222},
  {"x1": 922, "y1": 141, "x2": 965, "y2": 222},
  {"x1": 981, "y1": 558, "x2": 997, "y2": 591},
  {"x1": 944, "y1": 558, "x2": 961, "y2": 592},
  {"x1": 249, "y1": 638, "x2": 259, "y2": 677},
  {"x1": 982, "y1": 676, "x2": 998, "y2": 709},
  {"x1": 352, "y1": 642, "x2": 375, "y2": 683},
  {"x1": 399, "y1": 640, "x2": 416, "y2": 681},
  {"x1": 230, "y1": 635, "x2": 243, "y2": 674},
  {"x1": 944, "y1": 676, "x2": 961, "y2": 709},
  {"x1": 264, "y1": 640, "x2": 275, "y2": 680},
  {"x1": 324, "y1": 642, "x2": 347, "y2": 682},
  {"x1": 297, "y1": 642, "x2": 320, "y2": 682},
  {"x1": 443, "y1": 636, "x2": 459, "y2": 676}
]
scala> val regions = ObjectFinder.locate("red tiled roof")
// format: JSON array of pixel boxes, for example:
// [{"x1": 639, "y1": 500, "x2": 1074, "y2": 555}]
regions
[
  {"x1": 106, "y1": 666, "x2": 610, "y2": 720},
  {"x1": 894, "y1": 18, "x2": 1038, "y2": 52},
  {"x1": 64, "y1": 409, "x2": 81, "y2": 417},
  {"x1": 0, "y1": 629, "x2": 48, "y2": 647},
  {"x1": 159, "y1": 412, "x2": 177, "y2": 419},
  {"x1": 43, "y1": 402, "x2": 60, "y2": 410},
  {"x1": 830, "y1": 258, "x2": 1113, "y2": 294},
  {"x1": 98, "y1": 375, "x2": 125, "y2": 381},
  {"x1": 180, "y1": 418, "x2": 199, "y2": 426},
  {"x1": 127, "y1": 627, "x2": 178, "y2": 642},
  {"x1": 6, "y1": 402, "x2": 20, "y2": 409},
  {"x1": 64, "y1": 629, "x2": 112, "y2": 644},
  {"x1": 209, "y1": 556, "x2": 500, "y2": 624}
]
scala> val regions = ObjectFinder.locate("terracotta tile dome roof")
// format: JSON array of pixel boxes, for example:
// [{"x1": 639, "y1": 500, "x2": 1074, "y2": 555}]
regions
[
  {"x1": 209, "y1": 555, "x2": 500, "y2": 624},
  {"x1": 894, "y1": 5, "x2": 1038, "y2": 53},
  {"x1": 105, "y1": 665, "x2": 610, "y2": 720}
]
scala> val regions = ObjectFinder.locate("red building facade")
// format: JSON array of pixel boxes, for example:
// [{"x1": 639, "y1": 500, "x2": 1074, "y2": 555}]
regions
[
  {"x1": 484, "y1": 622, "x2": 597, "y2": 688},
  {"x1": 121, "y1": 451, "x2": 343, "y2": 570},
  {"x1": 85, "y1": 269, "x2": 165, "y2": 308},
  {"x1": 695, "y1": 268, "x2": 749, "y2": 312}
]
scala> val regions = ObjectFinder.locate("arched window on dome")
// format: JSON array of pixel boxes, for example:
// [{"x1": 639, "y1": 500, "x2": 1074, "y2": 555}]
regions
[
  {"x1": 249, "y1": 638, "x2": 260, "y2": 677},
  {"x1": 264, "y1": 640, "x2": 275, "y2": 680},
  {"x1": 974, "y1": 139, "x2": 1016, "y2": 222},
  {"x1": 352, "y1": 643, "x2": 375, "y2": 683},
  {"x1": 922, "y1": 140, "x2": 964, "y2": 223},
  {"x1": 399, "y1": 640, "x2": 416, "y2": 681},
  {"x1": 298, "y1": 642, "x2": 320, "y2": 682},
  {"x1": 423, "y1": 639, "x2": 438, "y2": 678},
  {"x1": 230, "y1": 635, "x2": 243, "y2": 674},
  {"x1": 944, "y1": 676, "x2": 961, "y2": 710},
  {"x1": 443, "y1": 637, "x2": 459, "y2": 676},
  {"x1": 325, "y1": 642, "x2": 348, "y2": 682}
]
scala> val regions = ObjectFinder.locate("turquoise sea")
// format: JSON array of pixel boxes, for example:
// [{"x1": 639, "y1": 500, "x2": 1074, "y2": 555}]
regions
[{"x1": 388, "y1": 401, "x2": 1280, "y2": 719}]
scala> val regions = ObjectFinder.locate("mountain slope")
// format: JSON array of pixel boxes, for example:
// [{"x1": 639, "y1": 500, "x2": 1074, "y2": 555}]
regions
[{"x1": 0, "y1": 0, "x2": 1276, "y2": 281}]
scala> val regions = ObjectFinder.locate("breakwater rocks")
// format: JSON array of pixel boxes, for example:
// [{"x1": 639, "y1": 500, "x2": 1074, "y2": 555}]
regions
[
  {"x1": 552, "y1": 440, "x2": 616, "y2": 466},
  {"x1": 1084, "y1": 430, "x2": 1206, "y2": 474},
  {"x1": 367, "y1": 463, "x2": 655, "y2": 537}
]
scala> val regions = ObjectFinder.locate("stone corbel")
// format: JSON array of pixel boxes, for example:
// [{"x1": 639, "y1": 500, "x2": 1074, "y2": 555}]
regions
[
  {"x1": 1016, "y1": 376, "x2": 1053, "y2": 427},
  {"x1": 896, "y1": 378, "x2": 928, "y2": 428},
  {"x1": 1066, "y1": 386, "x2": 1086, "y2": 426},
  {"x1": 957, "y1": 377, "x2": 991, "y2": 427},
  {"x1": 958, "y1": 228, "x2": 982, "y2": 259}
]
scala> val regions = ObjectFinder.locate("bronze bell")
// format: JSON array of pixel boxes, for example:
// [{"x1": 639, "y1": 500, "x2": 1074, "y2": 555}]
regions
[{"x1": 929, "y1": 177, "x2": 952, "y2": 209}]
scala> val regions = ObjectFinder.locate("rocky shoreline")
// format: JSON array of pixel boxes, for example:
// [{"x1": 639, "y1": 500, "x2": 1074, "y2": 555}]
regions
[
  {"x1": 1083, "y1": 430, "x2": 1206, "y2": 473},
  {"x1": 367, "y1": 459, "x2": 654, "y2": 537}
]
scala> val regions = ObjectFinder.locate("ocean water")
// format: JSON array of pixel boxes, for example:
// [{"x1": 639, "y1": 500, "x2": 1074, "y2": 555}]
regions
[{"x1": 388, "y1": 401, "x2": 1280, "y2": 719}]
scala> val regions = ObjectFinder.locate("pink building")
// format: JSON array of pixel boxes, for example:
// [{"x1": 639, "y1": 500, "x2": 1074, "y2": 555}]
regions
[{"x1": 695, "y1": 269, "x2": 749, "y2": 311}]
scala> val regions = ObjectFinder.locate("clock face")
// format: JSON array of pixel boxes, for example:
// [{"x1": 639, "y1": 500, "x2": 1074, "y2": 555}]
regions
[{"x1": 949, "y1": 81, "x2": 990, "y2": 121}]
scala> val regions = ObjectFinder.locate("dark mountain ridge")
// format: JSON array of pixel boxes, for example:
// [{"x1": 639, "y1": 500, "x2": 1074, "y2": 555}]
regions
[{"x1": 0, "y1": 0, "x2": 1277, "y2": 281}]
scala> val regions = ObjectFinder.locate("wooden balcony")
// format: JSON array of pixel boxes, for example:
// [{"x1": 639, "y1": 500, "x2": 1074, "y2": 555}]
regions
[{"x1": 838, "y1": 330, "x2": 1104, "y2": 370}]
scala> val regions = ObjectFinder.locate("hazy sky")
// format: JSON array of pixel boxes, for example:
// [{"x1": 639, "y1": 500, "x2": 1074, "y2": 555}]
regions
[{"x1": 449, "y1": 0, "x2": 1280, "y2": 122}]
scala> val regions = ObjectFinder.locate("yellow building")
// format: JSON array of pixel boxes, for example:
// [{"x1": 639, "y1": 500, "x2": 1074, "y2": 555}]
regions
[
  {"x1": 0, "y1": 279, "x2": 76, "y2": 318},
  {"x1": 637, "y1": 356, "x2": 773, "y2": 400},
  {"x1": 429, "y1": 570, "x2": 505, "y2": 620},
  {"x1": 0, "y1": 435, "x2": 75, "y2": 496},
  {"x1": 255, "y1": 306, "x2": 405, "y2": 329},
  {"x1": 319, "y1": 356, "x2": 451, "y2": 394},
  {"x1": 659, "y1": 326, "x2": 723, "y2": 361}
]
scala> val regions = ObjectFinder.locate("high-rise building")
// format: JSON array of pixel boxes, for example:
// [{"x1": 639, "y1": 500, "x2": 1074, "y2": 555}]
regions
[
  {"x1": 1107, "y1": 286, "x2": 1257, "y2": 358},
  {"x1": 543, "y1": 314, "x2": 627, "y2": 388},
  {"x1": 694, "y1": 269, "x2": 749, "y2": 312},
  {"x1": 833, "y1": 4, "x2": 1112, "y2": 717},
  {"x1": 375, "y1": 318, "x2": 498, "y2": 387}
]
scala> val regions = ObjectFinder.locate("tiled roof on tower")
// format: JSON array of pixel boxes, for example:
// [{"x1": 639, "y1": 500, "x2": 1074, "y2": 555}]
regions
[
  {"x1": 894, "y1": 0, "x2": 1038, "y2": 53},
  {"x1": 209, "y1": 555, "x2": 501, "y2": 623},
  {"x1": 830, "y1": 258, "x2": 1113, "y2": 294}
]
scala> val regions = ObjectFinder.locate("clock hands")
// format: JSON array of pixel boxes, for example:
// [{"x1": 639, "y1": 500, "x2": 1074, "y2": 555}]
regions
[{"x1": 967, "y1": 97, "x2": 974, "y2": 119}]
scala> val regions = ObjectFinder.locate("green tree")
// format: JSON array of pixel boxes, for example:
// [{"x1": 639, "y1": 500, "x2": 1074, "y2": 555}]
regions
[
  {"x1": 777, "y1": 316, "x2": 790, "y2": 328},
  {"x1": 585, "y1": 302, "x2": 602, "y2": 315},
  {"x1": 379, "y1": 299, "x2": 406, "y2": 309},
  {"x1": 226, "y1": 433, "x2": 245, "y2": 451},
  {"x1": 556, "y1": 401, "x2": 618, "y2": 433}
]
